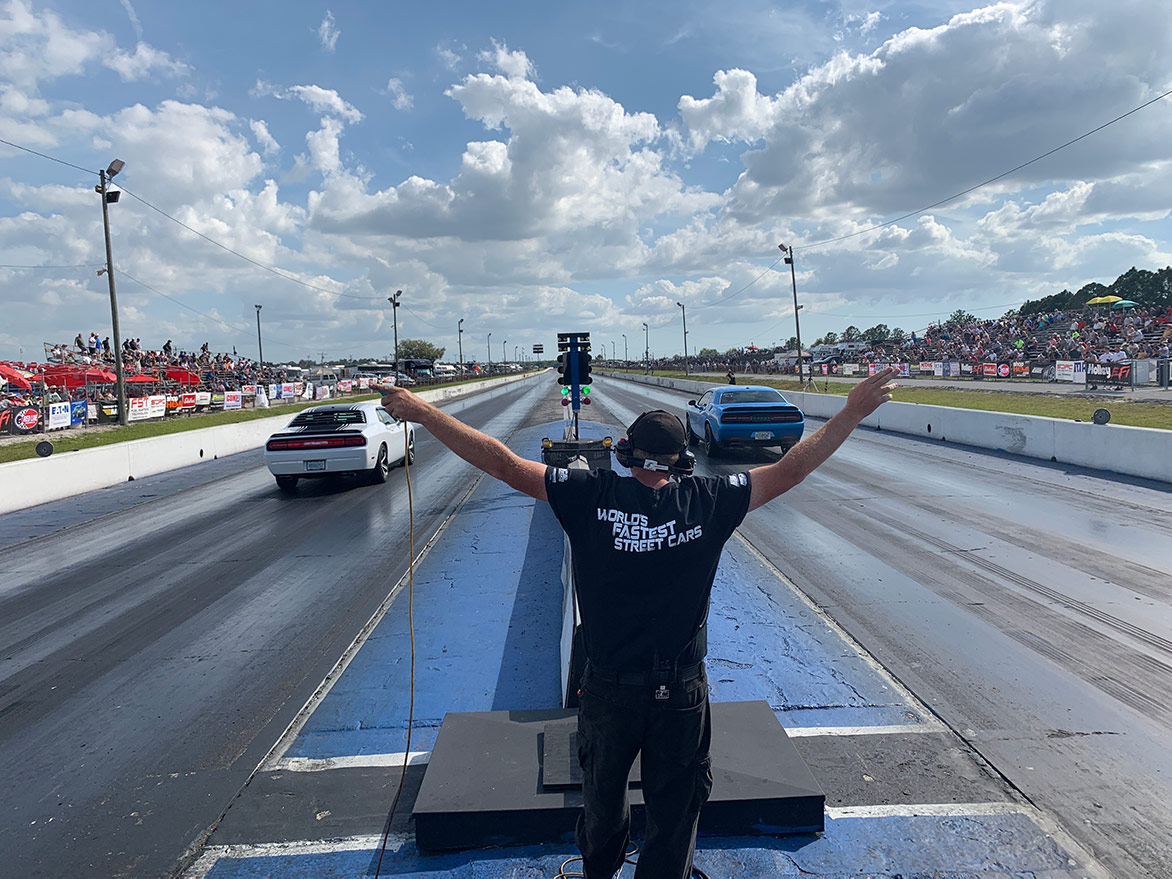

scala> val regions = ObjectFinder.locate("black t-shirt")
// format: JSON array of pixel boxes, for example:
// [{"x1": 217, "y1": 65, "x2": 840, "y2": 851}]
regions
[{"x1": 545, "y1": 467, "x2": 752, "y2": 672}]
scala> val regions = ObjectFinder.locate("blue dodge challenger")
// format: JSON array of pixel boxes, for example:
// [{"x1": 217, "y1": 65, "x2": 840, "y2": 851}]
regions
[{"x1": 685, "y1": 385, "x2": 805, "y2": 456}]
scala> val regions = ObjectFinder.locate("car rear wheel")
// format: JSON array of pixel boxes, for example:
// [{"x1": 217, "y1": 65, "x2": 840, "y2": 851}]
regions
[
  {"x1": 275, "y1": 475, "x2": 299, "y2": 492},
  {"x1": 403, "y1": 432, "x2": 415, "y2": 466},
  {"x1": 369, "y1": 444, "x2": 390, "y2": 484},
  {"x1": 703, "y1": 424, "x2": 720, "y2": 457}
]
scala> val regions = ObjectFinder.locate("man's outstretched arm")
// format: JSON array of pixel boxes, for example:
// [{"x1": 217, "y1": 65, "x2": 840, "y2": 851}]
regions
[
  {"x1": 746, "y1": 367, "x2": 897, "y2": 512},
  {"x1": 378, "y1": 384, "x2": 548, "y2": 501}
]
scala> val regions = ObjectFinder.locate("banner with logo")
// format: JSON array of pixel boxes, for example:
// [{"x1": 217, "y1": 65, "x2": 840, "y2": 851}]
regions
[
  {"x1": 223, "y1": 391, "x2": 243, "y2": 410},
  {"x1": 181, "y1": 392, "x2": 197, "y2": 410},
  {"x1": 1056, "y1": 361, "x2": 1075, "y2": 381},
  {"x1": 70, "y1": 400, "x2": 87, "y2": 425},
  {"x1": 148, "y1": 394, "x2": 166, "y2": 419},
  {"x1": 315, "y1": 384, "x2": 331, "y2": 400},
  {"x1": 281, "y1": 383, "x2": 295, "y2": 398},
  {"x1": 1012, "y1": 362, "x2": 1030, "y2": 376},
  {"x1": 996, "y1": 363, "x2": 1012, "y2": 378},
  {"x1": 338, "y1": 379, "x2": 353, "y2": 393},
  {"x1": 981, "y1": 363, "x2": 998, "y2": 377},
  {"x1": 269, "y1": 383, "x2": 281, "y2": 399},
  {"x1": 128, "y1": 396, "x2": 151, "y2": 421},
  {"x1": 48, "y1": 401, "x2": 71, "y2": 430},
  {"x1": 897, "y1": 362, "x2": 911, "y2": 377},
  {"x1": 1086, "y1": 362, "x2": 1131, "y2": 387},
  {"x1": 242, "y1": 384, "x2": 256, "y2": 395},
  {"x1": 919, "y1": 361, "x2": 934, "y2": 374},
  {"x1": 195, "y1": 392, "x2": 212, "y2": 408},
  {"x1": 5, "y1": 406, "x2": 40, "y2": 434},
  {"x1": 210, "y1": 392, "x2": 225, "y2": 410}
]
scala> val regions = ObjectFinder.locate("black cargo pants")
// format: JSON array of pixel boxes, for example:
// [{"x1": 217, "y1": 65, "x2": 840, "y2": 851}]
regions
[{"x1": 575, "y1": 663, "x2": 713, "y2": 879}]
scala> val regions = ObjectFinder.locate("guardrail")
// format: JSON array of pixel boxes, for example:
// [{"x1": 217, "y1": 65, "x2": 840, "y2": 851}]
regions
[
  {"x1": 604, "y1": 372, "x2": 1172, "y2": 485},
  {"x1": 0, "y1": 371, "x2": 542, "y2": 516}
]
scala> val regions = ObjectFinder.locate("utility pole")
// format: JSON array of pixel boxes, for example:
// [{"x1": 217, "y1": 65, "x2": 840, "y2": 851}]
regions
[
  {"x1": 458, "y1": 318, "x2": 464, "y2": 373},
  {"x1": 487, "y1": 332, "x2": 492, "y2": 368},
  {"x1": 388, "y1": 290, "x2": 402, "y2": 374},
  {"x1": 642, "y1": 322, "x2": 649, "y2": 374},
  {"x1": 779, "y1": 244, "x2": 803, "y2": 384},
  {"x1": 622, "y1": 333, "x2": 628, "y2": 363},
  {"x1": 254, "y1": 305, "x2": 264, "y2": 371},
  {"x1": 677, "y1": 302, "x2": 689, "y2": 375},
  {"x1": 97, "y1": 159, "x2": 128, "y2": 426}
]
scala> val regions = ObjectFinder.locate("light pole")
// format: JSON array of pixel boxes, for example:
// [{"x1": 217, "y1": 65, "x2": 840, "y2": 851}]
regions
[
  {"x1": 779, "y1": 244, "x2": 803, "y2": 384},
  {"x1": 642, "y1": 322, "x2": 649, "y2": 374},
  {"x1": 612, "y1": 340, "x2": 616, "y2": 360},
  {"x1": 503, "y1": 340, "x2": 507, "y2": 364},
  {"x1": 388, "y1": 290, "x2": 402, "y2": 374},
  {"x1": 254, "y1": 304, "x2": 264, "y2": 372},
  {"x1": 514, "y1": 345, "x2": 519, "y2": 362},
  {"x1": 457, "y1": 318, "x2": 464, "y2": 373},
  {"x1": 97, "y1": 158, "x2": 127, "y2": 425},
  {"x1": 623, "y1": 333, "x2": 628, "y2": 364},
  {"x1": 676, "y1": 302, "x2": 689, "y2": 375},
  {"x1": 487, "y1": 332, "x2": 492, "y2": 368}
]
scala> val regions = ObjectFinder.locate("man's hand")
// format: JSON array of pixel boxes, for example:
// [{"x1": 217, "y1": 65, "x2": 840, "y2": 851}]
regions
[
  {"x1": 378, "y1": 383, "x2": 430, "y2": 423},
  {"x1": 843, "y1": 366, "x2": 898, "y2": 420}
]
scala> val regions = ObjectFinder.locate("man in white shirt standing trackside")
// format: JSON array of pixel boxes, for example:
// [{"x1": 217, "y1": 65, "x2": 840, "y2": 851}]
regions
[{"x1": 379, "y1": 367, "x2": 898, "y2": 879}]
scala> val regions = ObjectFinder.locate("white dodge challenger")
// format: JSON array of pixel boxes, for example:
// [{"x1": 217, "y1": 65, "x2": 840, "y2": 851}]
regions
[{"x1": 264, "y1": 401, "x2": 415, "y2": 491}]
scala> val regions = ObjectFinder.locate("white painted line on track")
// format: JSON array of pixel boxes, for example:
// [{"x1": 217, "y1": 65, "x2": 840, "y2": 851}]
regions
[
  {"x1": 827, "y1": 801, "x2": 1025, "y2": 819},
  {"x1": 184, "y1": 833, "x2": 404, "y2": 879},
  {"x1": 271, "y1": 750, "x2": 431, "y2": 772},
  {"x1": 785, "y1": 723, "x2": 943, "y2": 737}
]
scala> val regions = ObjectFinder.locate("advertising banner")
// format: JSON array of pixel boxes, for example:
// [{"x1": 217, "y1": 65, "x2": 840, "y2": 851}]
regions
[
  {"x1": 148, "y1": 394, "x2": 166, "y2": 419},
  {"x1": 997, "y1": 363, "x2": 1012, "y2": 378},
  {"x1": 919, "y1": 361, "x2": 934, "y2": 374},
  {"x1": 1056, "y1": 361, "x2": 1075, "y2": 381},
  {"x1": 128, "y1": 397, "x2": 150, "y2": 421},
  {"x1": 242, "y1": 384, "x2": 256, "y2": 395},
  {"x1": 181, "y1": 392, "x2": 197, "y2": 410},
  {"x1": 897, "y1": 363, "x2": 911, "y2": 377},
  {"x1": 194, "y1": 392, "x2": 212, "y2": 407},
  {"x1": 1086, "y1": 362, "x2": 1131, "y2": 388},
  {"x1": 358, "y1": 377, "x2": 371, "y2": 389},
  {"x1": 294, "y1": 382, "x2": 304, "y2": 396},
  {"x1": 70, "y1": 400, "x2": 87, "y2": 426},
  {"x1": 48, "y1": 401, "x2": 71, "y2": 430},
  {"x1": 269, "y1": 383, "x2": 281, "y2": 399},
  {"x1": 281, "y1": 383, "x2": 294, "y2": 398},
  {"x1": 338, "y1": 379, "x2": 353, "y2": 392},
  {"x1": 315, "y1": 384, "x2": 330, "y2": 400},
  {"x1": 982, "y1": 363, "x2": 998, "y2": 377},
  {"x1": 1012, "y1": 362, "x2": 1030, "y2": 376},
  {"x1": 960, "y1": 362, "x2": 974, "y2": 375},
  {"x1": 223, "y1": 391, "x2": 243, "y2": 410},
  {"x1": 210, "y1": 393, "x2": 225, "y2": 409},
  {"x1": 842, "y1": 364, "x2": 859, "y2": 375},
  {"x1": 5, "y1": 406, "x2": 41, "y2": 434}
]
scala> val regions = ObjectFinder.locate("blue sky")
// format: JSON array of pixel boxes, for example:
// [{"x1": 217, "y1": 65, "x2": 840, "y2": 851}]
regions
[{"x1": 1, "y1": 0, "x2": 1170, "y2": 364}]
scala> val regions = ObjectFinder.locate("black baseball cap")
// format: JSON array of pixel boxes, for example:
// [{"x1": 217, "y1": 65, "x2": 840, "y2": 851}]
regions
[{"x1": 628, "y1": 410, "x2": 686, "y2": 458}]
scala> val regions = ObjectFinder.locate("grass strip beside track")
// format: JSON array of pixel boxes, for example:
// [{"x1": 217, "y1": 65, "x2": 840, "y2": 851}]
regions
[{"x1": 636, "y1": 371, "x2": 1172, "y2": 432}]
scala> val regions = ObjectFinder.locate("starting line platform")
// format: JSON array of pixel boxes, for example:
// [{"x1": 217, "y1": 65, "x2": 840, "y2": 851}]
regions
[{"x1": 185, "y1": 421, "x2": 1106, "y2": 878}]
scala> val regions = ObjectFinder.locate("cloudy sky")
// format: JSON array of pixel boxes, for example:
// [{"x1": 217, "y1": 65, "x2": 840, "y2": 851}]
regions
[{"x1": 1, "y1": 0, "x2": 1170, "y2": 365}]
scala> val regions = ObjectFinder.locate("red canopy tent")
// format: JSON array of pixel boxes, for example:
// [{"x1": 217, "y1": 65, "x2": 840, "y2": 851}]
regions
[
  {"x1": 39, "y1": 366, "x2": 117, "y2": 389},
  {"x1": 126, "y1": 373, "x2": 159, "y2": 383},
  {"x1": 0, "y1": 363, "x2": 34, "y2": 389},
  {"x1": 165, "y1": 367, "x2": 201, "y2": 385}
]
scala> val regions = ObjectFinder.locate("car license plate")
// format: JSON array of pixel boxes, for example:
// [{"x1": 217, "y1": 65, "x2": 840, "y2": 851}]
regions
[
  {"x1": 752, "y1": 431, "x2": 773, "y2": 440},
  {"x1": 305, "y1": 460, "x2": 327, "y2": 471}
]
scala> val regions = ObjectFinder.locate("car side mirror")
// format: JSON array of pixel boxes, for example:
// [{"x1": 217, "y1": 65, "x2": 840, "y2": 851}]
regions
[{"x1": 688, "y1": 400, "x2": 697, "y2": 407}]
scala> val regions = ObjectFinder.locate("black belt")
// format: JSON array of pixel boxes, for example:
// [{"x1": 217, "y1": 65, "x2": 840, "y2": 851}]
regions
[{"x1": 586, "y1": 662, "x2": 705, "y2": 687}]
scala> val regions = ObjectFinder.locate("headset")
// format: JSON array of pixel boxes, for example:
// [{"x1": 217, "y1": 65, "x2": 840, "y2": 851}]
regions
[{"x1": 613, "y1": 411, "x2": 696, "y2": 477}]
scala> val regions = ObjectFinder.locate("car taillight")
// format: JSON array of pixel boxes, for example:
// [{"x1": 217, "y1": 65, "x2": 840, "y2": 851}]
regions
[{"x1": 267, "y1": 435, "x2": 367, "y2": 451}]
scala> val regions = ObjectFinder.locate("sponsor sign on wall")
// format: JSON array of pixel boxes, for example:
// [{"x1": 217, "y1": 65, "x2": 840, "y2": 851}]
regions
[
  {"x1": 242, "y1": 384, "x2": 256, "y2": 395},
  {"x1": 128, "y1": 396, "x2": 151, "y2": 421},
  {"x1": 70, "y1": 400, "x2": 87, "y2": 425},
  {"x1": 314, "y1": 384, "x2": 330, "y2": 400},
  {"x1": 8, "y1": 406, "x2": 40, "y2": 434},
  {"x1": 338, "y1": 379, "x2": 353, "y2": 392},
  {"x1": 148, "y1": 395, "x2": 166, "y2": 419},
  {"x1": 47, "y1": 401, "x2": 71, "y2": 430},
  {"x1": 223, "y1": 391, "x2": 243, "y2": 410},
  {"x1": 181, "y1": 392, "x2": 197, "y2": 410},
  {"x1": 997, "y1": 363, "x2": 1011, "y2": 378},
  {"x1": 1056, "y1": 361, "x2": 1075, "y2": 381},
  {"x1": 281, "y1": 383, "x2": 294, "y2": 398},
  {"x1": 194, "y1": 392, "x2": 212, "y2": 407},
  {"x1": 982, "y1": 363, "x2": 998, "y2": 377},
  {"x1": 919, "y1": 361, "x2": 934, "y2": 374}
]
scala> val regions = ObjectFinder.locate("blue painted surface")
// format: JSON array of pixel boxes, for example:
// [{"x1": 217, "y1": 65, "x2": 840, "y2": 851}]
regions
[
  {"x1": 203, "y1": 812, "x2": 1083, "y2": 877},
  {"x1": 285, "y1": 424, "x2": 565, "y2": 759}
]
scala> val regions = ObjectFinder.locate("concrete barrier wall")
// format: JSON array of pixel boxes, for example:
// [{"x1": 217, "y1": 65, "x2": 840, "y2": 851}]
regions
[
  {"x1": 0, "y1": 372, "x2": 541, "y2": 515},
  {"x1": 605, "y1": 372, "x2": 1172, "y2": 485}
]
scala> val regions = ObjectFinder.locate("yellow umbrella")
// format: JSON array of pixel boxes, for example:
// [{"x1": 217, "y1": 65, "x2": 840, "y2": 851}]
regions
[{"x1": 1086, "y1": 295, "x2": 1122, "y2": 304}]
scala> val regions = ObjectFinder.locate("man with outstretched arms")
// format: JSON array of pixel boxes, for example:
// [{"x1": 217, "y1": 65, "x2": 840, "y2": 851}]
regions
[{"x1": 380, "y1": 367, "x2": 896, "y2": 879}]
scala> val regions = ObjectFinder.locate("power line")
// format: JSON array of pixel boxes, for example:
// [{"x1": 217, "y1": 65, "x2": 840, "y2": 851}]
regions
[
  {"x1": 0, "y1": 263, "x2": 104, "y2": 269},
  {"x1": 0, "y1": 137, "x2": 96, "y2": 176},
  {"x1": 115, "y1": 184, "x2": 383, "y2": 301},
  {"x1": 794, "y1": 85, "x2": 1172, "y2": 253}
]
